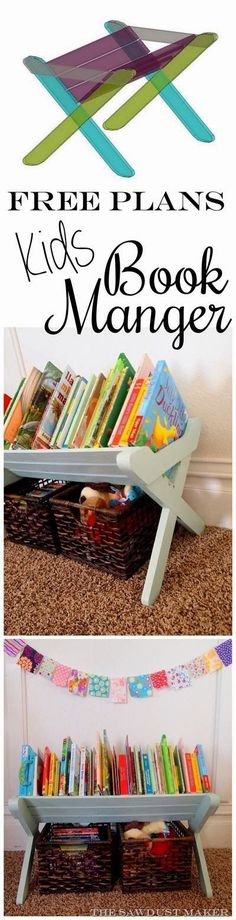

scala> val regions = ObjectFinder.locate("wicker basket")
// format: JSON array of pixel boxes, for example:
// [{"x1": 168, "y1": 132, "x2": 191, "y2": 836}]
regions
[
  {"x1": 119, "y1": 821, "x2": 194, "y2": 892},
  {"x1": 36, "y1": 824, "x2": 115, "y2": 893},
  {"x1": 50, "y1": 483, "x2": 160, "y2": 578},
  {"x1": 4, "y1": 478, "x2": 67, "y2": 554}
]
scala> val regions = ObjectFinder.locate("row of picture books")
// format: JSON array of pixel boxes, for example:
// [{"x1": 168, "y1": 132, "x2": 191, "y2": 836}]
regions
[
  {"x1": 4, "y1": 352, "x2": 188, "y2": 453},
  {"x1": 18, "y1": 732, "x2": 211, "y2": 797}
]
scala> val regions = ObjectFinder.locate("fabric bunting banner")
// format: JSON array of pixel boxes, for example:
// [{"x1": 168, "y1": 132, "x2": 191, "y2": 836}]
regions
[{"x1": 3, "y1": 638, "x2": 232, "y2": 703}]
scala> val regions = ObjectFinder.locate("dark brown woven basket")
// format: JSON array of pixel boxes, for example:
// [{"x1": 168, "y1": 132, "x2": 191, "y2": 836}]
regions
[
  {"x1": 4, "y1": 478, "x2": 67, "y2": 554},
  {"x1": 119, "y1": 821, "x2": 193, "y2": 892},
  {"x1": 36, "y1": 824, "x2": 115, "y2": 893},
  {"x1": 50, "y1": 483, "x2": 160, "y2": 578}
]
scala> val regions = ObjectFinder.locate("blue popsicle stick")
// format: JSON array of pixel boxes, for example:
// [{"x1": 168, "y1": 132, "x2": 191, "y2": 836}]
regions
[
  {"x1": 23, "y1": 56, "x2": 135, "y2": 176},
  {"x1": 105, "y1": 21, "x2": 215, "y2": 142}
]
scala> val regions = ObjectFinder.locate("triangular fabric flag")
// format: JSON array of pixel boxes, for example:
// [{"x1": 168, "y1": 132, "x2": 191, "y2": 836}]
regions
[
  {"x1": 203, "y1": 648, "x2": 223, "y2": 673},
  {"x1": 128, "y1": 674, "x2": 153, "y2": 698},
  {"x1": 89, "y1": 674, "x2": 110, "y2": 697},
  {"x1": 167, "y1": 666, "x2": 191, "y2": 690},
  {"x1": 17, "y1": 644, "x2": 43, "y2": 673},
  {"x1": 68, "y1": 670, "x2": 89, "y2": 696},
  {"x1": 150, "y1": 670, "x2": 168, "y2": 690},
  {"x1": 109, "y1": 677, "x2": 127, "y2": 703},
  {"x1": 52, "y1": 663, "x2": 72, "y2": 687},
  {"x1": 215, "y1": 639, "x2": 232, "y2": 667},
  {"x1": 4, "y1": 638, "x2": 26, "y2": 657}
]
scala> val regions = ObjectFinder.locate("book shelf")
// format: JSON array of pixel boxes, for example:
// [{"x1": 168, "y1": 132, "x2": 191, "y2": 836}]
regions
[
  {"x1": 8, "y1": 792, "x2": 220, "y2": 904},
  {"x1": 4, "y1": 418, "x2": 204, "y2": 604}
]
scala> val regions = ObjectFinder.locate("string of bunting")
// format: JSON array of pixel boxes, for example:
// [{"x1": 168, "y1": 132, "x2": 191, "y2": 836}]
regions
[{"x1": 4, "y1": 638, "x2": 232, "y2": 703}]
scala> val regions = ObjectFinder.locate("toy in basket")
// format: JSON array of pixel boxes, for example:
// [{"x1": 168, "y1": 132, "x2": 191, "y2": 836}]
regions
[
  {"x1": 120, "y1": 820, "x2": 194, "y2": 892},
  {"x1": 50, "y1": 482, "x2": 160, "y2": 577}
]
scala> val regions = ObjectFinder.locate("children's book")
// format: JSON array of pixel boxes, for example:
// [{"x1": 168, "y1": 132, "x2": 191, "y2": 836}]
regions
[
  {"x1": 63, "y1": 375, "x2": 96, "y2": 448},
  {"x1": 169, "y1": 744, "x2": 179, "y2": 794},
  {"x1": 32, "y1": 366, "x2": 76, "y2": 448},
  {"x1": 33, "y1": 749, "x2": 44, "y2": 796},
  {"x1": 49, "y1": 376, "x2": 81, "y2": 447},
  {"x1": 119, "y1": 376, "x2": 150, "y2": 447},
  {"x1": 68, "y1": 743, "x2": 80, "y2": 795},
  {"x1": 56, "y1": 377, "x2": 87, "y2": 448},
  {"x1": 178, "y1": 740, "x2": 190, "y2": 793},
  {"x1": 15, "y1": 362, "x2": 62, "y2": 449},
  {"x1": 96, "y1": 732, "x2": 102, "y2": 794},
  {"x1": 83, "y1": 353, "x2": 134, "y2": 448},
  {"x1": 42, "y1": 747, "x2": 51, "y2": 796},
  {"x1": 129, "y1": 360, "x2": 188, "y2": 451},
  {"x1": 109, "y1": 353, "x2": 154, "y2": 446},
  {"x1": 4, "y1": 369, "x2": 42, "y2": 445},
  {"x1": 174, "y1": 745, "x2": 185, "y2": 793},
  {"x1": 103, "y1": 730, "x2": 112, "y2": 795},
  {"x1": 48, "y1": 752, "x2": 57, "y2": 796},
  {"x1": 4, "y1": 378, "x2": 25, "y2": 426},
  {"x1": 74, "y1": 374, "x2": 106, "y2": 447},
  {"x1": 147, "y1": 746, "x2": 157, "y2": 794},
  {"x1": 118, "y1": 753, "x2": 129, "y2": 794},
  {"x1": 194, "y1": 744, "x2": 211, "y2": 791},
  {"x1": 53, "y1": 758, "x2": 60, "y2": 796},
  {"x1": 59, "y1": 737, "x2": 72, "y2": 796},
  {"x1": 18, "y1": 744, "x2": 36, "y2": 796},
  {"x1": 191, "y1": 752, "x2": 202, "y2": 793},
  {"x1": 156, "y1": 744, "x2": 167, "y2": 793},
  {"x1": 142, "y1": 751, "x2": 153, "y2": 794},
  {"x1": 94, "y1": 367, "x2": 134, "y2": 447},
  {"x1": 161, "y1": 735, "x2": 175, "y2": 794},
  {"x1": 79, "y1": 747, "x2": 87, "y2": 796},
  {"x1": 185, "y1": 752, "x2": 196, "y2": 792}
]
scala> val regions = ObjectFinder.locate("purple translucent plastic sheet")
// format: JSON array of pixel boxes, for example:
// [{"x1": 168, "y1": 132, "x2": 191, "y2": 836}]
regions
[{"x1": 48, "y1": 26, "x2": 195, "y2": 102}]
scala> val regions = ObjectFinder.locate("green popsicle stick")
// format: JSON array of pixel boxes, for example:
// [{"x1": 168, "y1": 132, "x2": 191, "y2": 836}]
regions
[
  {"x1": 24, "y1": 68, "x2": 136, "y2": 165},
  {"x1": 103, "y1": 33, "x2": 217, "y2": 130}
]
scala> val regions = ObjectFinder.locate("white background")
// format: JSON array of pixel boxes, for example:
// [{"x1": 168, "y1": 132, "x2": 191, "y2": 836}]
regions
[{"x1": 4, "y1": 635, "x2": 232, "y2": 849}]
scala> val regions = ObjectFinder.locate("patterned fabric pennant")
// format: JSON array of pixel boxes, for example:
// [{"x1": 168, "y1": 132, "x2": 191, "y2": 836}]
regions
[
  {"x1": 4, "y1": 638, "x2": 25, "y2": 657},
  {"x1": 167, "y1": 666, "x2": 191, "y2": 690},
  {"x1": 128, "y1": 675, "x2": 153, "y2": 698},
  {"x1": 109, "y1": 677, "x2": 127, "y2": 704},
  {"x1": 37, "y1": 656, "x2": 57, "y2": 680},
  {"x1": 52, "y1": 663, "x2": 72, "y2": 687},
  {"x1": 150, "y1": 670, "x2": 168, "y2": 690},
  {"x1": 88, "y1": 675, "x2": 110, "y2": 698},
  {"x1": 68, "y1": 670, "x2": 89, "y2": 696},
  {"x1": 186, "y1": 655, "x2": 208, "y2": 680},
  {"x1": 17, "y1": 645, "x2": 43, "y2": 673},
  {"x1": 215, "y1": 639, "x2": 232, "y2": 667},
  {"x1": 203, "y1": 649, "x2": 223, "y2": 673}
]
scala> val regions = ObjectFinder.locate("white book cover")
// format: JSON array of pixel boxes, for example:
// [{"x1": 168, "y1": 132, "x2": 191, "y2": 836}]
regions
[{"x1": 78, "y1": 747, "x2": 87, "y2": 797}]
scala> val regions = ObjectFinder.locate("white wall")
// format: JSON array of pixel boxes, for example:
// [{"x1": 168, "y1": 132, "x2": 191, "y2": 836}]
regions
[
  {"x1": 4, "y1": 636, "x2": 232, "y2": 849},
  {"x1": 4, "y1": 326, "x2": 232, "y2": 526}
]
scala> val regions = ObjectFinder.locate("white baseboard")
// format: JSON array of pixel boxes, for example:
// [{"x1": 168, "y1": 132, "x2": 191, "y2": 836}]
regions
[
  {"x1": 185, "y1": 457, "x2": 232, "y2": 528},
  {"x1": 4, "y1": 804, "x2": 232, "y2": 851}
]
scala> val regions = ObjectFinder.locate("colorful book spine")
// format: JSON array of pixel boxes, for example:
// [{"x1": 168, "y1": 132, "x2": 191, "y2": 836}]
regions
[
  {"x1": 169, "y1": 745, "x2": 179, "y2": 794},
  {"x1": 32, "y1": 366, "x2": 76, "y2": 448},
  {"x1": 195, "y1": 745, "x2": 211, "y2": 791},
  {"x1": 174, "y1": 746, "x2": 185, "y2": 793},
  {"x1": 59, "y1": 737, "x2": 72, "y2": 796},
  {"x1": 161, "y1": 735, "x2": 175, "y2": 794},
  {"x1": 153, "y1": 749, "x2": 162, "y2": 794},
  {"x1": 48, "y1": 752, "x2": 56, "y2": 796},
  {"x1": 79, "y1": 747, "x2": 87, "y2": 796},
  {"x1": 53, "y1": 758, "x2": 60, "y2": 796},
  {"x1": 42, "y1": 747, "x2": 51, "y2": 796},
  {"x1": 68, "y1": 743, "x2": 80, "y2": 795},
  {"x1": 185, "y1": 753, "x2": 196, "y2": 792},
  {"x1": 50, "y1": 376, "x2": 81, "y2": 447},
  {"x1": 63, "y1": 375, "x2": 96, "y2": 447},
  {"x1": 156, "y1": 744, "x2": 167, "y2": 793},
  {"x1": 94, "y1": 367, "x2": 134, "y2": 448},
  {"x1": 103, "y1": 730, "x2": 111, "y2": 795},
  {"x1": 147, "y1": 746, "x2": 157, "y2": 794},
  {"x1": 18, "y1": 745, "x2": 36, "y2": 796},
  {"x1": 119, "y1": 377, "x2": 149, "y2": 446},
  {"x1": 78, "y1": 374, "x2": 106, "y2": 447},
  {"x1": 84, "y1": 353, "x2": 134, "y2": 447},
  {"x1": 15, "y1": 362, "x2": 62, "y2": 449},
  {"x1": 141, "y1": 751, "x2": 152, "y2": 794},
  {"x1": 109, "y1": 353, "x2": 154, "y2": 446},
  {"x1": 96, "y1": 733, "x2": 102, "y2": 794},
  {"x1": 118, "y1": 754, "x2": 129, "y2": 794},
  {"x1": 33, "y1": 749, "x2": 44, "y2": 796},
  {"x1": 179, "y1": 742, "x2": 190, "y2": 793},
  {"x1": 191, "y1": 753, "x2": 202, "y2": 793}
]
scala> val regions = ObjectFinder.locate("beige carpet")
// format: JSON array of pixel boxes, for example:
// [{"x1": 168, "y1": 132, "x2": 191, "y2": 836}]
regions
[
  {"x1": 4, "y1": 526, "x2": 231, "y2": 636},
  {"x1": 4, "y1": 848, "x2": 232, "y2": 916}
]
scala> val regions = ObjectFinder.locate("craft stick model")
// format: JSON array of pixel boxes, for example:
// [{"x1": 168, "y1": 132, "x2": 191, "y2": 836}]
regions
[{"x1": 23, "y1": 24, "x2": 218, "y2": 170}]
